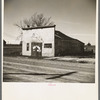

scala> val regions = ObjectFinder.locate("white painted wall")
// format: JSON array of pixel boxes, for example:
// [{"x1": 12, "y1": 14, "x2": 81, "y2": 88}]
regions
[{"x1": 22, "y1": 27, "x2": 55, "y2": 57}]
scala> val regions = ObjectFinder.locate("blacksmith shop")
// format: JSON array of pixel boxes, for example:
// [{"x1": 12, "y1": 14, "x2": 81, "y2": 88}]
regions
[{"x1": 22, "y1": 25, "x2": 84, "y2": 57}]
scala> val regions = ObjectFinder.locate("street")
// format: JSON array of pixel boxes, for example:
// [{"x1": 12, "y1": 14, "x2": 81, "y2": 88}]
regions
[{"x1": 3, "y1": 56, "x2": 95, "y2": 83}]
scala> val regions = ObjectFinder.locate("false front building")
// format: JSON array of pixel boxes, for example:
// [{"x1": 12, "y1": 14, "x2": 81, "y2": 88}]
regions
[{"x1": 22, "y1": 25, "x2": 84, "y2": 57}]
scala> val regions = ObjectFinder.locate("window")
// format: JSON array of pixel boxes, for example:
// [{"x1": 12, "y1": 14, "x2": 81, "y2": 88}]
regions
[
  {"x1": 44, "y1": 43, "x2": 52, "y2": 48},
  {"x1": 26, "y1": 43, "x2": 29, "y2": 51}
]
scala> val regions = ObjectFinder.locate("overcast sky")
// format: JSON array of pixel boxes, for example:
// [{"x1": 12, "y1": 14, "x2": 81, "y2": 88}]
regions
[{"x1": 4, "y1": 0, "x2": 96, "y2": 45}]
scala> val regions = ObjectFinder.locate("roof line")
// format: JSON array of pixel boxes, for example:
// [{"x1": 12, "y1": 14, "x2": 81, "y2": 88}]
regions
[
  {"x1": 22, "y1": 25, "x2": 56, "y2": 30},
  {"x1": 55, "y1": 34, "x2": 62, "y2": 39},
  {"x1": 55, "y1": 30, "x2": 84, "y2": 44}
]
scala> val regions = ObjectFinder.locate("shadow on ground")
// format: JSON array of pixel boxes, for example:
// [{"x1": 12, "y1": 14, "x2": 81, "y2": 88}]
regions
[
  {"x1": 46, "y1": 71, "x2": 77, "y2": 79},
  {"x1": 3, "y1": 71, "x2": 77, "y2": 81}
]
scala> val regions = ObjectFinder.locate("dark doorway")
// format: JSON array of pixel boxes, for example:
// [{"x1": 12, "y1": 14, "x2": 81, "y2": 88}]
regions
[{"x1": 31, "y1": 42, "x2": 42, "y2": 58}]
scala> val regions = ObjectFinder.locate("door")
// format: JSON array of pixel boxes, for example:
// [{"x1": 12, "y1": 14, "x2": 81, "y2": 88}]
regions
[{"x1": 31, "y1": 42, "x2": 42, "y2": 58}]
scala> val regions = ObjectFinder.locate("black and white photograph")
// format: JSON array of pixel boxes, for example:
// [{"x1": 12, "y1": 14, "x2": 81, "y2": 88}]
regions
[{"x1": 3, "y1": 0, "x2": 96, "y2": 83}]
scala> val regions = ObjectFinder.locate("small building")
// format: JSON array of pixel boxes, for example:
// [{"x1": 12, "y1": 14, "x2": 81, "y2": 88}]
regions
[
  {"x1": 84, "y1": 43, "x2": 95, "y2": 54},
  {"x1": 22, "y1": 25, "x2": 84, "y2": 57}
]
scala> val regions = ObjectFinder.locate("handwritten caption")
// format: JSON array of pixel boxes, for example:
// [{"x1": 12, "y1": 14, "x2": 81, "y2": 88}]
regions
[{"x1": 48, "y1": 83, "x2": 56, "y2": 86}]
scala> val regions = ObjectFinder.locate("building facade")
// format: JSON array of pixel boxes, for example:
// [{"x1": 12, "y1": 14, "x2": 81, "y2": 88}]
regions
[{"x1": 22, "y1": 26, "x2": 55, "y2": 57}]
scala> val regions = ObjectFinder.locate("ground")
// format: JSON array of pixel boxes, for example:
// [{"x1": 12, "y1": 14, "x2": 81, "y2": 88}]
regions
[{"x1": 3, "y1": 56, "x2": 95, "y2": 83}]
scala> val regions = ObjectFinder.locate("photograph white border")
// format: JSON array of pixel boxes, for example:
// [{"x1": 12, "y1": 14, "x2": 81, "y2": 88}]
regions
[{"x1": 2, "y1": 0, "x2": 98, "y2": 100}]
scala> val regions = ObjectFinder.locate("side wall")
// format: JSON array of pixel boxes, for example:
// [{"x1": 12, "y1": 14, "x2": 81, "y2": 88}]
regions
[
  {"x1": 22, "y1": 27, "x2": 55, "y2": 57},
  {"x1": 55, "y1": 37, "x2": 84, "y2": 56}
]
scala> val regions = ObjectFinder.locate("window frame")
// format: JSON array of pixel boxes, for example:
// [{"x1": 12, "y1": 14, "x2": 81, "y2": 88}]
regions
[
  {"x1": 26, "y1": 43, "x2": 29, "y2": 51},
  {"x1": 44, "y1": 43, "x2": 52, "y2": 48}
]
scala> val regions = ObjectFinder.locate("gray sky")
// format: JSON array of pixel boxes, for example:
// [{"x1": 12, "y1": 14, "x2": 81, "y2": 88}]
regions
[{"x1": 4, "y1": 0, "x2": 96, "y2": 45}]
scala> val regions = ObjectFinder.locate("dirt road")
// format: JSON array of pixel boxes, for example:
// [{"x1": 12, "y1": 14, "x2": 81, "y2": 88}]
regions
[{"x1": 3, "y1": 56, "x2": 95, "y2": 83}]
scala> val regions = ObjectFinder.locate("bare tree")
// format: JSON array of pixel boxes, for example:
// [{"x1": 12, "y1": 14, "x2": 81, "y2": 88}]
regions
[{"x1": 15, "y1": 13, "x2": 54, "y2": 28}]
